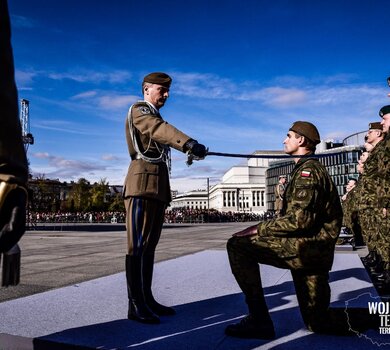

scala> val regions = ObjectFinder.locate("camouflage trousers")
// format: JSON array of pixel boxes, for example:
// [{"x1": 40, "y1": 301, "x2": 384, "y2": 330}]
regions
[
  {"x1": 359, "y1": 208, "x2": 381, "y2": 252},
  {"x1": 377, "y1": 211, "x2": 390, "y2": 270},
  {"x1": 227, "y1": 235, "x2": 331, "y2": 332}
]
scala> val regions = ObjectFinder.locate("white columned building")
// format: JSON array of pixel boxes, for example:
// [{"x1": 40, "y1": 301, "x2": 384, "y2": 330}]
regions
[
  {"x1": 169, "y1": 190, "x2": 208, "y2": 210},
  {"x1": 208, "y1": 151, "x2": 284, "y2": 214},
  {"x1": 170, "y1": 150, "x2": 284, "y2": 214}
]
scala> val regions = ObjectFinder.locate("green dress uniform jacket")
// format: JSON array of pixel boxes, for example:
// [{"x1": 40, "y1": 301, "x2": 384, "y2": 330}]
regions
[
  {"x1": 257, "y1": 157, "x2": 343, "y2": 270},
  {"x1": 123, "y1": 101, "x2": 191, "y2": 203}
]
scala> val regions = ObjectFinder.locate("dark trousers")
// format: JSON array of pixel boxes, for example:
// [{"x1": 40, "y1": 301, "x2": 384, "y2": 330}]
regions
[{"x1": 124, "y1": 196, "x2": 166, "y2": 256}]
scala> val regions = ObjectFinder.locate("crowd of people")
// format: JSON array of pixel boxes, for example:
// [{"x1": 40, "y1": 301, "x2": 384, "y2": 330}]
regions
[
  {"x1": 341, "y1": 115, "x2": 390, "y2": 296},
  {"x1": 28, "y1": 211, "x2": 126, "y2": 224},
  {"x1": 27, "y1": 208, "x2": 275, "y2": 225},
  {"x1": 164, "y1": 208, "x2": 274, "y2": 223}
]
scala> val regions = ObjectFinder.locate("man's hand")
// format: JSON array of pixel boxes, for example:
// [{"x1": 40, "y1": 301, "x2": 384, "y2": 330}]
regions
[
  {"x1": 0, "y1": 184, "x2": 27, "y2": 253},
  {"x1": 232, "y1": 224, "x2": 258, "y2": 237},
  {"x1": 185, "y1": 140, "x2": 207, "y2": 158}
]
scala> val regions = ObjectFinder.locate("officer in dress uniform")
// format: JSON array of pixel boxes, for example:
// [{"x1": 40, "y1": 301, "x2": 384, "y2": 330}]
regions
[
  {"x1": 123, "y1": 72, "x2": 207, "y2": 324},
  {"x1": 225, "y1": 121, "x2": 344, "y2": 339}
]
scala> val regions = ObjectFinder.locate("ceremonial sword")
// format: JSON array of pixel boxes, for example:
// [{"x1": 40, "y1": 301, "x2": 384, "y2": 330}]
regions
[{"x1": 187, "y1": 150, "x2": 347, "y2": 165}]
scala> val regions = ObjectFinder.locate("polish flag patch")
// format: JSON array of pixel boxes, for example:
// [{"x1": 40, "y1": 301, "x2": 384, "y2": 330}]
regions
[{"x1": 301, "y1": 170, "x2": 311, "y2": 177}]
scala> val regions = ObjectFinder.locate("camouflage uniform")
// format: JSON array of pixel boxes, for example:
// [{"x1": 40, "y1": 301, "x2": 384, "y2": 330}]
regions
[
  {"x1": 341, "y1": 185, "x2": 363, "y2": 245},
  {"x1": 274, "y1": 182, "x2": 285, "y2": 215},
  {"x1": 227, "y1": 157, "x2": 342, "y2": 332},
  {"x1": 375, "y1": 133, "x2": 390, "y2": 270},
  {"x1": 357, "y1": 143, "x2": 383, "y2": 253}
]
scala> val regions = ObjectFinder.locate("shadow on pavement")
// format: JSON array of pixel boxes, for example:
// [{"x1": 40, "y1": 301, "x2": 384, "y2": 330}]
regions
[{"x1": 33, "y1": 266, "x2": 386, "y2": 350}]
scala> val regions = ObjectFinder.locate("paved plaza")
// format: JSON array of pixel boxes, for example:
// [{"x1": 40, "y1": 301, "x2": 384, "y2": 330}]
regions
[{"x1": 0, "y1": 223, "x2": 389, "y2": 349}]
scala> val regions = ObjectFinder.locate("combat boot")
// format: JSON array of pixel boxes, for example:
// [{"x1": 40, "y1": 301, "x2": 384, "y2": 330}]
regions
[
  {"x1": 225, "y1": 298, "x2": 275, "y2": 339},
  {"x1": 375, "y1": 270, "x2": 390, "y2": 297},
  {"x1": 125, "y1": 255, "x2": 160, "y2": 324},
  {"x1": 362, "y1": 250, "x2": 380, "y2": 274},
  {"x1": 143, "y1": 254, "x2": 175, "y2": 316}
]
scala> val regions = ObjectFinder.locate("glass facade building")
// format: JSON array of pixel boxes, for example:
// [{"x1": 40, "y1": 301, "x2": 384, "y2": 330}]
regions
[{"x1": 266, "y1": 143, "x2": 363, "y2": 211}]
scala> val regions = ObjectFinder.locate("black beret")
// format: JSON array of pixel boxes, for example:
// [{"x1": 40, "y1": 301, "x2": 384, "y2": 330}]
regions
[
  {"x1": 143, "y1": 72, "x2": 172, "y2": 87},
  {"x1": 289, "y1": 121, "x2": 321, "y2": 145},
  {"x1": 379, "y1": 105, "x2": 390, "y2": 117},
  {"x1": 369, "y1": 122, "x2": 383, "y2": 130}
]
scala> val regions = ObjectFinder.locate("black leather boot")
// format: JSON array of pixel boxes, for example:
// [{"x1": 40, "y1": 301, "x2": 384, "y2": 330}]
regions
[
  {"x1": 125, "y1": 255, "x2": 160, "y2": 324},
  {"x1": 143, "y1": 254, "x2": 175, "y2": 316},
  {"x1": 374, "y1": 270, "x2": 390, "y2": 297},
  {"x1": 225, "y1": 297, "x2": 275, "y2": 339},
  {"x1": 361, "y1": 250, "x2": 378, "y2": 268}
]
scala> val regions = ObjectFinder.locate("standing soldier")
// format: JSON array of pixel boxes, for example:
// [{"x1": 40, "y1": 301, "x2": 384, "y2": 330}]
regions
[
  {"x1": 123, "y1": 72, "x2": 207, "y2": 323},
  {"x1": 356, "y1": 121, "x2": 387, "y2": 290},
  {"x1": 341, "y1": 177, "x2": 358, "y2": 245},
  {"x1": 0, "y1": 0, "x2": 29, "y2": 285},
  {"x1": 225, "y1": 121, "x2": 343, "y2": 339},
  {"x1": 375, "y1": 105, "x2": 390, "y2": 295},
  {"x1": 274, "y1": 175, "x2": 286, "y2": 217},
  {"x1": 357, "y1": 122, "x2": 385, "y2": 267}
]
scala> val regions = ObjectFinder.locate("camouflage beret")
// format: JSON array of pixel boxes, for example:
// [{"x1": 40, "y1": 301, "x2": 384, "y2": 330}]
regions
[
  {"x1": 143, "y1": 72, "x2": 172, "y2": 87},
  {"x1": 379, "y1": 105, "x2": 390, "y2": 117},
  {"x1": 289, "y1": 121, "x2": 321, "y2": 145},
  {"x1": 369, "y1": 122, "x2": 383, "y2": 130}
]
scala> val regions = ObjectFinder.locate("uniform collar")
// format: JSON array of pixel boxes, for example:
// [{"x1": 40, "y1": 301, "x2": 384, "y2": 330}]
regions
[{"x1": 143, "y1": 100, "x2": 159, "y2": 114}]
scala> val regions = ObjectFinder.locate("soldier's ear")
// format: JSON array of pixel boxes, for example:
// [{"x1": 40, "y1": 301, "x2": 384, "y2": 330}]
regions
[{"x1": 298, "y1": 135, "x2": 305, "y2": 146}]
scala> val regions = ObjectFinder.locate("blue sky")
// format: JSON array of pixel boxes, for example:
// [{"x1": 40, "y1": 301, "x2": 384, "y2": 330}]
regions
[{"x1": 8, "y1": 0, "x2": 390, "y2": 192}]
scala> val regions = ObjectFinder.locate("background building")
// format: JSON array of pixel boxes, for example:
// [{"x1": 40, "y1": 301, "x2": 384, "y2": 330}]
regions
[
  {"x1": 169, "y1": 190, "x2": 208, "y2": 210},
  {"x1": 172, "y1": 131, "x2": 366, "y2": 215},
  {"x1": 171, "y1": 151, "x2": 284, "y2": 214},
  {"x1": 266, "y1": 138, "x2": 364, "y2": 211}
]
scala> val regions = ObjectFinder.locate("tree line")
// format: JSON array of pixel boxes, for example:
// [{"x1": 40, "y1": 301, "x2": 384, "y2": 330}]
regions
[{"x1": 29, "y1": 177, "x2": 125, "y2": 213}]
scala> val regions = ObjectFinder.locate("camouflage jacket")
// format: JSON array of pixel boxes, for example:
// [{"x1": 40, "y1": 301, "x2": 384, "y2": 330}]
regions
[
  {"x1": 358, "y1": 139, "x2": 384, "y2": 210},
  {"x1": 376, "y1": 133, "x2": 390, "y2": 209},
  {"x1": 258, "y1": 157, "x2": 343, "y2": 270}
]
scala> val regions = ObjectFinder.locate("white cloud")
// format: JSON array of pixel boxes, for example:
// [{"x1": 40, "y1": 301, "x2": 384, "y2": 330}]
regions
[
  {"x1": 31, "y1": 152, "x2": 110, "y2": 181},
  {"x1": 48, "y1": 70, "x2": 132, "y2": 84},
  {"x1": 70, "y1": 90, "x2": 138, "y2": 111},
  {"x1": 11, "y1": 15, "x2": 37, "y2": 28},
  {"x1": 15, "y1": 69, "x2": 39, "y2": 88},
  {"x1": 71, "y1": 90, "x2": 98, "y2": 99},
  {"x1": 261, "y1": 87, "x2": 307, "y2": 106},
  {"x1": 97, "y1": 94, "x2": 138, "y2": 110},
  {"x1": 101, "y1": 154, "x2": 121, "y2": 161},
  {"x1": 34, "y1": 119, "x2": 96, "y2": 135}
]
